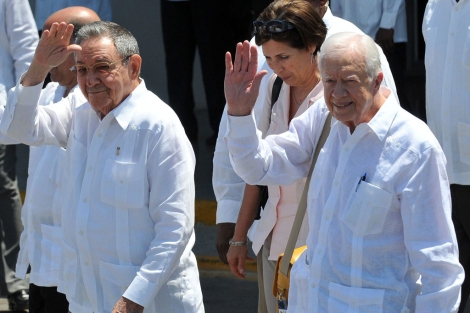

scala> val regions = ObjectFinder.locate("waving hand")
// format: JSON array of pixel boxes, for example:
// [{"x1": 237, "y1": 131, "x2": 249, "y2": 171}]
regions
[{"x1": 224, "y1": 41, "x2": 267, "y2": 116}]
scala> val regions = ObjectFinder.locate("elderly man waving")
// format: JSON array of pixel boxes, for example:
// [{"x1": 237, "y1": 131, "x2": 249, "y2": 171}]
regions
[
  {"x1": 223, "y1": 33, "x2": 463, "y2": 312},
  {"x1": 1, "y1": 21, "x2": 204, "y2": 313}
]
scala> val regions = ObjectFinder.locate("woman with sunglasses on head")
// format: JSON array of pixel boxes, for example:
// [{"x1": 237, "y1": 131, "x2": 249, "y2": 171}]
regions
[{"x1": 225, "y1": 1, "x2": 327, "y2": 312}]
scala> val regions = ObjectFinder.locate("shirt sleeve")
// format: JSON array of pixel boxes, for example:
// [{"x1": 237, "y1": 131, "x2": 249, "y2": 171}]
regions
[
  {"x1": 6, "y1": 0, "x2": 38, "y2": 81},
  {"x1": 380, "y1": 0, "x2": 405, "y2": 30},
  {"x1": 225, "y1": 105, "x2": 327, "y2": 187},
  {"x1": 123, "y1": 111, "x2": 197, "y2": 306},
  {"x1": 400, "y1": 146, "x2": 464, "y2": 312},
  {"x1": 0, "y1": 78, "x2": 73, "y2": 148}
]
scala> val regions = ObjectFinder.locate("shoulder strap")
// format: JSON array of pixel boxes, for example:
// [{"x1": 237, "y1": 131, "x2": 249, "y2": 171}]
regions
[
  {"x1": 280, "y1": 112, "x2": 332, "y2": 276},
  {"x1": 269, "y1": 76, "x2": 283, "y2": 124}
]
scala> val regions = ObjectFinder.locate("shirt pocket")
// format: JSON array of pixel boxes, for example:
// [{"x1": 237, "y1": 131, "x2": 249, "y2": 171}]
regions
[
  {"x1": 423, "y1": 26, "x2": 438, "y2": 65},
  {"x1": 458, "y1": 122, "x2": 470, "y2": 166},
  {"x1": 39, "y1": 224, "x2": 62, "y2": 274},
  {"x1": 100, "y1": 160, "x2": 146, "y2": 209},
  {"x1": 98, "y1": 261, "x2": 141, "y2": 312},
  {"x1": 341, "y1": 179, "x2": 392, "y2": 237},
  {"x1": 328, "y1": 282, "x2": 384, "y2": 313}
]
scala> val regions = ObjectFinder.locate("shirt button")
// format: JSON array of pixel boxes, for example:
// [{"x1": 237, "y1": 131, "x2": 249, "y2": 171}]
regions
[
  {"x1": 83, "y1": 198, "x2": 87, "y2": 203},
  {"x1": 120, "y1": 180, "x2": 124, "y2": 184},
  {"x1": 311, "y1": 283, "x2": 316, "y2": 288},
  {"x1": 79, "y1": 231, "x2": 83, "y2": 235},
  {"x1": 88, "y1": 167, "x2": 92, "y2": 171},
  {"x1": 85, "y1": 262, "x2": 89, "y2": 266},
  {"x1": 317, "y1": 248, "x2": 322, "y2": 254},
  {"x1": 344, "y1": 146, "x2": 349, "y2": 151},
  {"x1": 97, "y1": 133, "x2": 102, "y2": 137},
  {"x1": 324, "y1": 215, "x2": 329, "y2": 220},
  {"x1": 334, "y1": 181, "x2": 339, "y2": 186}
]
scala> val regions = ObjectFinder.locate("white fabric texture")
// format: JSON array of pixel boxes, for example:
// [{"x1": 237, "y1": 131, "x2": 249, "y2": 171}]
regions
[
  {"x1": 0, "y1": 0, "x2": 38, "y2": 107},
  {"x1": 34, "y1": 0, "x2": 112, "y2": 29},
  {"x1": 250, "y1": 74, "x2": 323, "y2": 260},
  {"x1": 225, "y1": 87, "x2": 463, "y2": 312},
  {"x1": 13, "y1": 83, "x2": 86, "y2": 287},
  {"x1": 330, "y1": 0, "x2": 407, "y2": 43},
  {"x1": 2, "y1": 79, "x2": 204, "y2": 313},
  {"x1": 213, "y1": 6, "x2": 397, "y2": 226},
  {"x1": 423, "y1": 0, "x2": 470, "y2": 185}
]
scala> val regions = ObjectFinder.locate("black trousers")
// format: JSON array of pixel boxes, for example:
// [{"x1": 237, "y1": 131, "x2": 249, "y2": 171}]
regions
[
  {"x1": 0, "y1": 144, "x2": 27, "y2": 295},
  {"x1": 160, "y1": 0, "x2": 252, "y2": 136},
  {"x1": 451, "y1": 184, "x2": 470, "y2": 313},
  {"x1": 29, "y1": 284, "x2": 69, "y2": 313}
]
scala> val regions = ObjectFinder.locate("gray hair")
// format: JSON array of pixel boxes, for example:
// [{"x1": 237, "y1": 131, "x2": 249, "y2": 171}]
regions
[
  {"x1": 75, "y1": 21, "x2": 139, "y2": 63},
  {"x1": 318, "y1": 32, "x2": 381, "y2": 79}
]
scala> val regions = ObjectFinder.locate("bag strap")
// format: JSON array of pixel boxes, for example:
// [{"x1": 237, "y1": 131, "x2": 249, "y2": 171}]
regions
[
  {"x1": 280, "y1": 112, "x2": 332, "y2": 276},
  {"x1": 269, "y1": 76, "x2": 283, "y2": 124}
]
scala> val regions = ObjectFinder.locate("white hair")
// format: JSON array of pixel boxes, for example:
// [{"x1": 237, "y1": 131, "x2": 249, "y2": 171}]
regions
[{"x1": 318, "y1": 32, "x2": 381, "y2": 79}]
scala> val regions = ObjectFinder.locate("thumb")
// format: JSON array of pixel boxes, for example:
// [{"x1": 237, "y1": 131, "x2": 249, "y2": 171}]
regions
[{"x1": 251, "y1": 70, "x2": 268, "y2": 94}]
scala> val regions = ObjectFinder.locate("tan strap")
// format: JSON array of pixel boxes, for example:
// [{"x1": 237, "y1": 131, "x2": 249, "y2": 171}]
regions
[{"x1": 280, "y1": 112, "x2": 332, "y2": 276}]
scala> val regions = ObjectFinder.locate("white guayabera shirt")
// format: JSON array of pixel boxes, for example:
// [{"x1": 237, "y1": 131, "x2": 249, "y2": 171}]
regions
[
  {"x1": 423, "y1": 0, "x2": 470, "y2": 185},
  {"x1": 2, "y1": 79, "x2": 204, "y2": 313},
  {"x1": 225, "y1": 88, "x2": 463, "y2": 313}
]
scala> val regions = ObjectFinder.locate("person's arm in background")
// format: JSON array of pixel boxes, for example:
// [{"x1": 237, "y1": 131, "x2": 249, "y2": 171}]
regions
[
  {"x1": 375, "y1": 0, "x2": 405, "y2": 52},
  {"x1": 7, "y1": 0, "x2": 38, "y2": 81},
  {"x1": 213, "y1": 37, "x2": 271, "y2": 264}
]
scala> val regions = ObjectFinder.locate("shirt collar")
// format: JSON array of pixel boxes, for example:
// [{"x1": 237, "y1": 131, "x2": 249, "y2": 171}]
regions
[
  {"x1": 365, "y1": 87, "x2": 398, "y2": 141},
  {"x1": 110, "y1": 79, "x2": 146, "y2": 130},
  {"x1": 322, "y1": 6, "x2": 334, "y2": 30}
]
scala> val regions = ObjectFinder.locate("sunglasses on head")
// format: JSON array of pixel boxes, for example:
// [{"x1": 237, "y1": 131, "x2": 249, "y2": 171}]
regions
[{"x1": 253, "y1": 20, "x2": 295, "y2": 34}]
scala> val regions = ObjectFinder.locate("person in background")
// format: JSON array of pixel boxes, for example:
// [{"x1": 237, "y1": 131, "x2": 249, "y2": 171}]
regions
[
  {"x1": 423, "y1": 0, "x2": 470, "y2": 311},
  {"x1": 224, "y1": 32, "x2": 463, "y2": 312},
  {"x1": 0, "y1": 0, "x2": 38, "y2": 309},
  {"x1": 34, "y1": 0, "x2": 112, "y2": 34},
  {"x1": 160, "y1": 0, "x2": 252, "y2": 144},
  {"x1": 330, "y1": 0, "x2": 410, "y2": 113},
  {"x1": 225, "y1": 2, "x2": 327, "y2": 312},
  {"x1": 2, "y1": 21, "x2": 204, "y2": 313},
  {"x1": 10, "y1": 7, "x2": 99, "y2": 313},
  {"x1": 213, "y1": 0, "x2": 397, "y2": 282}
]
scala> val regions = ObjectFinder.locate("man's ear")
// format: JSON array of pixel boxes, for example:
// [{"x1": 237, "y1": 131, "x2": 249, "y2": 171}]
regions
[
  {"x1": 318, "y1": 0, "x2": 328, "y2": 6},
  {"x1": 373, "y1": 72, "x2": 384, "y2": 93},
  {"x1": 128, "y1": 54, "x2": 142, "y2": 79}
]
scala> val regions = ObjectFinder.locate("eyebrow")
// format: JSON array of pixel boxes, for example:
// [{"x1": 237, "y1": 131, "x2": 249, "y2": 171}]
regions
[{"x1": 75, "y1": 57, "x2": 112, "y2": 64}]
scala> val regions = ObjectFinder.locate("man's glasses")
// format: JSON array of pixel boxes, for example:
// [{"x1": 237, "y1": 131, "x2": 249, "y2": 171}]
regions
[
  {"x1": 253, "y1": 20, "x2": 295, "y2": 34},
  {"x1": 70, "y1": 55, "x2": 132, "y2": 76}
]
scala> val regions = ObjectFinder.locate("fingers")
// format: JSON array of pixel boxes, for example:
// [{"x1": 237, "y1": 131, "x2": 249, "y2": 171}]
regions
[
  {"x1": 232, "y1": 42, "x2": 244, "y2": 73},
  {"x1": 215, "y1": 223, "x2": 235, "y2": 264},
  {"x1": 225, "y1": 52, "x2": 233, "y2": 78},
  {"x1": 227, "y1": 246, "x2": 247, "y2": 279},
  {"x1": 240, "y1": 41, "x2": 251, "y2": 73}
]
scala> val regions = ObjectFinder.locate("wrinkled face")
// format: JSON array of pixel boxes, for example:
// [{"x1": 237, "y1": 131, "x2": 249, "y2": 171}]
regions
[
  {"x1": 262, "y1": 40, "x2": 317, "y2": 87},
  {"x1": 75, "y1": 37, "x2": 135, "y2": 117},
  {"x1": 321, "y1": 52, "x2": 382, "y2": 131},
  {"x1": 50, "y1": 53, "x2": 76, "y2": 89}
]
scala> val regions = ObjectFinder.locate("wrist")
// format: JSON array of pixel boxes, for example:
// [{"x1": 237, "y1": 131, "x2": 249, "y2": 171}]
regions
[{"x1": 229, "y1": 238, "x2": 249, "y2": 246}]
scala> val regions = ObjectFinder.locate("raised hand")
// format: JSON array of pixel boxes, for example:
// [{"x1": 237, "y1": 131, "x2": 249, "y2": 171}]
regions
[
  {"x1": 34, "y1": 22, "x2": 82, "y2": 68},
  {"x1": 21, "y1": 22, "x2": 82, "y2": 87},
  {"x1": 224, "y1": 41, "x2": 267, "y2": 116}
]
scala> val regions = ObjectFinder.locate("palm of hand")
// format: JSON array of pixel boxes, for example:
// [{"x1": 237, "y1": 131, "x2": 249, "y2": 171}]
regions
[
  {"x1": 224, "y1": 41, "x2": 267, "y2": 116},
  {"x1": 35, "y1": 22, "x2": 82, "y2": 68}
]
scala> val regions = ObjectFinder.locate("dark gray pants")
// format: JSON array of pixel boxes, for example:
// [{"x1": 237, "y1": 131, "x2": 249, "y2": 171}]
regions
[{"x1": 0, "y1": 144, "x2": 28, "y2": 295}]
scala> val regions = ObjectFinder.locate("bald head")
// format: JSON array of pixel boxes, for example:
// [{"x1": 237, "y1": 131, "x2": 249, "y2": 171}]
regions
[
  {"x1": 44, "y1": 7, "x2": 100, "y2": 96},
  {"x1": 43, "y1": 6, "x2": 101, "y2": 32}
]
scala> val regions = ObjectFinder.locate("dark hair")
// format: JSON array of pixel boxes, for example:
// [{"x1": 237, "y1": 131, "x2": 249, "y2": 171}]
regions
[
  {"x1": 255, "y1": 0, "x2": 327, "y2": 55},
  {"x1": 69, "y1": 20, "x2": 86, "y2": 43},
  {"x1": 75, "y1": 21, "x2": 139, "y2": 63}
]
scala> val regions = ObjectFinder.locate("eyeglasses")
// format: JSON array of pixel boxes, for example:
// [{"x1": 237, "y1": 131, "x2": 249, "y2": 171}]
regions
[
  {"x1": 70, "y1": 55, "x2": 132, "y2": 76},
  {"x1": 253, "y1": 20, "x2": 294, "y2": 34}
]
